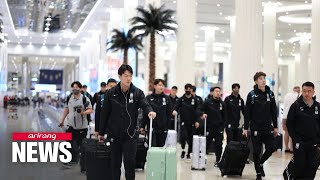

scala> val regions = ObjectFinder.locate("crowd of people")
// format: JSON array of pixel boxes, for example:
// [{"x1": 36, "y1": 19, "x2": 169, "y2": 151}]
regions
[{"x1": 57, "y1": 64, "x2": 320, "y2": 180}]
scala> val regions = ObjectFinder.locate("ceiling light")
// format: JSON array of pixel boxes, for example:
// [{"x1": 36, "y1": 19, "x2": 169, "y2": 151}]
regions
[
  {"x1": 277, "y1": 34, "x2": 281, "y2": 37},
  {"x1": 42, "y1": 43, "x2": 46, "y2": 46},
  {"x1": 14, "y1": 56, "x2": 16, "y2": 59},
  {"x1": 293, "y1": 43, "x2": 296, "y2": 45},
  {"x1": 288, "y1": 23, "x2": 291, "y2": 26},
  {"x1": 280, "y1": 49, "x2": 283, "y2": 52},
  {"x1": 278, "y1": 15, "x2": 312, "y2": 24},
  {"x1": 286, "y1": 12, "x2": 289, "y2": 15},
  {"x1": 217, "y1": 4, "x2": 220, "y2": 7},
  {"x1": 65, "y1": 21, "x2": 68, "y2": 24},
  {"x1": 219, "y1": 12, "x2": 223, "y2": 15},
  {"x1": 195, "y1": 2, "x2": 198, "y2": 6},
  {"x1": 59, "y1": 38, "x2": 62, "y2": 40},
  {"x1": 35, "y1": 57, "x2": 38, "y2": 60},
  {"x1": 109, "y1": 5, "x2": 112, "y2": 8},
  {"x1": 305, "y1": 1, "x2": 308, "y2": 4},
  {"x1": 294, "y1": 29, "x2": 297, "y2": 32},
  {"x1": 29, "y1": 36, "x2": 32, "y2": 39},
  {"x1": 8, "y1": 40, "x2": 11, "y2": 43},
  {"x1": 63, "y1": 26, "x2": 66, "y2": 28},
  {"x1": 173, "y1": 0, "x2": 176, "y2": 3},
  {"x1": 283, "y1": 42, "x2": 286, "y2": 45},
  {"x1": 227, "y1": 39, "x2": 230, "y2": 42},
  {"x1": 221, "y1": 30, "x2": 225, "y2": 33}
]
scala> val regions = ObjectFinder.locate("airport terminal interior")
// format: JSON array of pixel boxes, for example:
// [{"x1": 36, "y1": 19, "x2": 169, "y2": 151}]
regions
[{"x1": 1, "y1": 0, "x2": 320, "y2": 179}]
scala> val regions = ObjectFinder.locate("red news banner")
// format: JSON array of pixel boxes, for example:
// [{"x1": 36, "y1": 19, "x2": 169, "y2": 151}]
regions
[
  {"x1": 12, "y1": 132, "x2": 73, "y2": 163},
  {"x1": 12, "y1": 132, "x2": 72, "y2": 141}
]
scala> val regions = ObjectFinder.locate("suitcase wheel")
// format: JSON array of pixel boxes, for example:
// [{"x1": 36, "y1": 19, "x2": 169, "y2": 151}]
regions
[
  {"x1": 191, "y1": 167, "x2": 195, "y2": 170},
  {"x1": 201, "y1": 168, "x2": 206, "y2": 171}
]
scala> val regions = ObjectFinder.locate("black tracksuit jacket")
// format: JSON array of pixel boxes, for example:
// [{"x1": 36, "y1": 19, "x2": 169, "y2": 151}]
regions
[
  {"x1": 198, "y1": 97, "x2": 227, "y2": 128},
  {"x1": 224, "y1": 94, "x2": 245, "y2": 128},
  {"x1": 173, "y1": 94, "x2": 199, "y2": 126}
]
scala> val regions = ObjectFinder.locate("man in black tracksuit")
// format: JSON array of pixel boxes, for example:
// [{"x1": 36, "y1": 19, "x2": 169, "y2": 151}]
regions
[
  {"x1": 283, "y1": 82, "x2": 320, "y2": 180},
  {"x1": 173, "y1": 83, "x2": 200, "y2": 159},
  {"x1": 169, "y1": 86, "x2": 179, "y2": 130},
  {"x1": 94, "y1": 79, "x2": 117, "y2": 136},
  {"x1": 243, "y1": 72, "x2": 278, "y2": 180},
  {"x1": 224, "y1": 83, "x2": 245, "y2": 144},
  {"x1": 98, "y1": 65, "x2": 155, "y2": 180},
  {"x1": 192, "y1": 85, "x2": 203, "y2": 105},
  {"x1": 140, "y1": 79, "x2": 172, "y2": 147},
  {"x1": 199, "y1": 86, "x2": 227, "y2": 167}
]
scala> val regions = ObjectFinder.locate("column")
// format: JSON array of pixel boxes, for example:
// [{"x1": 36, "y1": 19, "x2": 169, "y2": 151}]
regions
[
  {"x1": 231, "y1": 0, "x2": 263, "y2": 100},
  {"x1": 296, "y1": 37, "x2": 309, "y2": 87},
  {"x1": 203, "y1": 26, "x2": 216, "y2": 94},
  {"x1": 224, "y1": 16, "x2": 236, "y2": 93},
  {"x1": 0, "y1": 41, "x2": 8, "y2": 107},
  {"x1": 263, "y1": 1, "x2": 278, "y2": 99},
  {"x1": 176, "y1": 0, "x2": 196, "y2": 95},
  {"x1": 21, "y1": 57, "x2": 30, "y2": 97},
  {"x1": 310, "y1": 0, "x2": 320, "y2": 98}
]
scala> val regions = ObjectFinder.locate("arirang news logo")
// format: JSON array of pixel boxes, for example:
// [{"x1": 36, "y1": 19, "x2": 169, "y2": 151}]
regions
[{"x1": 12, "y1": 132, "x2": 72, "y2": 163}]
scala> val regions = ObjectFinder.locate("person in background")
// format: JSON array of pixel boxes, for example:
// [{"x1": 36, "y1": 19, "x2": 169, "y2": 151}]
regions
[
  {"x1": 140, "y1": 79, "x2": 172, "y2": 147},
  {"x1": 169, "y1": 86, "x2": 179, "y2": 130},
  {"x1": 243, "y1": 72, "x2": 278, "y2": 180},
  {"x1": 191, "y1": 85, "x2": 203, "y2": 105},
  {"x1": 172, "y1": 83, "x2": 200, "y2": 159},
  {"x1": 284, "y1": 82, "x2": 320, "y2": 179},
  {"x1": 59, "y1": 81, "x2": 93, "y2": 168},
  {"x1": 282, "y1": 86, "x2": 300, "y2": 153},
  {"x1": 81, "y1": 85, "x2": 93, "y2": 105},
  {"x1": 94, "y1": 79, "x2": 117, "y2": 137},
  {"x1": 224, "y1": 83, "x2": 245, "y2": 144},
  {"x1": 199, "y1": 87, "x2": 227, "y2": 167}
]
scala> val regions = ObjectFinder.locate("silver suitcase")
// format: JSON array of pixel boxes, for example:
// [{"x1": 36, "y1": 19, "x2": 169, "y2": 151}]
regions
[
  {"x1": 165, "y1": 115, "x2": 178, "y2": 147},
  {"x1": 191, "y1": 118, "x2": 207, "y2": 170}
]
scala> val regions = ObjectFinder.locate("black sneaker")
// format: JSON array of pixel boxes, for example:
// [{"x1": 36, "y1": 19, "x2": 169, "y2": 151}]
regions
[
  {"x1": 256, "y1": 174, "x2": 262, "y2": 180},
  {"x1": 186, "y1": 154, "x2": 191, "y2": 159},
  {"x1": 214, "y1": 162, "x2": 220, "y2": 168},
  {"x1": 181, "y1": 151, "x2": 186, "y2": 159},
  {"x1": 260, "y1": 164, "x2": 265, "y2": 177},
  {"x1": 283, "y1": 169, "x2": 288, "y2": 180}
]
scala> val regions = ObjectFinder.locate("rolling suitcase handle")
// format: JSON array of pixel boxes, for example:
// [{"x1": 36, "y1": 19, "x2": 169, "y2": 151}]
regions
[
  {"x1": 174, "y1": 114, "x2": 178, "y2": 131},
  {"x1": 148, "y1": 115, "x2": 153, "y2": 148},
  {"x1": 204, "y1": 118, "x2": 207, "y2": 137}
]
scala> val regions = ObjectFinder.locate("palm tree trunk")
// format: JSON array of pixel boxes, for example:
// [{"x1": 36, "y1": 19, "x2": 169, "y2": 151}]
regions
[
  {"x1": 135, "y1": 50, "x2": 139, "y2": 77},
  {"x1": 123, "y1": 48, "x2": 128, "y2": 64},
  {"x1": 149, "y1": 32, "x2": 156, "y2": 91}
]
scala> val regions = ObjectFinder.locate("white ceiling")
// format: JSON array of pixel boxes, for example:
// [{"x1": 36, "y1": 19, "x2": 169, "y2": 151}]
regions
[{"x1": 0, "y1": 0, "x2": 313, "y2": 72}]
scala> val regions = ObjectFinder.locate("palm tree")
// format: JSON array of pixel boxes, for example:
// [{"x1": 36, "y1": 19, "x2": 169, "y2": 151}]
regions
[
  {"x1": 131, "y1": 4, "x2": 177, "y2": 91},
  {"x1": 107, "y1": 28, "x2": 143, "y2": 65}
]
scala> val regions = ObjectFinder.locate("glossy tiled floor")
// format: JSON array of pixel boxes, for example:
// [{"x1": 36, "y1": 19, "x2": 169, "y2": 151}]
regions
[{"x1": 0, "y1": 106, "x2": 319, "y2": 180}]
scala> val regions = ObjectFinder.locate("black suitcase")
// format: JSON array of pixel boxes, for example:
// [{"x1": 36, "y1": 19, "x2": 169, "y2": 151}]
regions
[
  {"x1": 135, "y1": 135, "x2": 148, "y2": 169},
  {"x1": 80, "y1": 138, "x2": 98, "y2": 173},
  {"x1": 219, "y1": 140, "x2": 250, "y2": 177},
  {"x1": 85, "y1": 141, "x2": 111, "y2": 180}
]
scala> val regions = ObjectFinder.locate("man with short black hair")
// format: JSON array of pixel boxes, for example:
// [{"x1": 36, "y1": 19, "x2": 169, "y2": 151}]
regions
[
  {"x1": 93, "y1": 79, "x2": 117, "y2": 136},
  {"x1": 282, "y1": 86, "x2": 300, "y2": 153},
  {"x1": 81, "y1": 85, "x2": 93, "y2": 104},
  {"x1": 99, "y1": 64, "x2": 156, "y2": 180},
  {"x1": 224, "y1": 83, "x2": 245, "y2": 144},
  {"x1": 283, "y1": 82, "x2": 320, "y2": 179},
  {"x1": 169, "y1": 86, "x2": 179, "y2": 130},
  {"x1": 173, "y1": 83, "x2": 200, "y2": 159},
  {"x1": 192, "y1": 85, "x2": 203, "y2": 105},
  {"x1": 59, "y1": 81, "x2": 93, "y2": 168},
  {"x1": 199, "y1": 86, "x2": 227, "y2": 167},
  {"x1": 243, "y1": 72, "x2": 278, "y2": 180}
]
